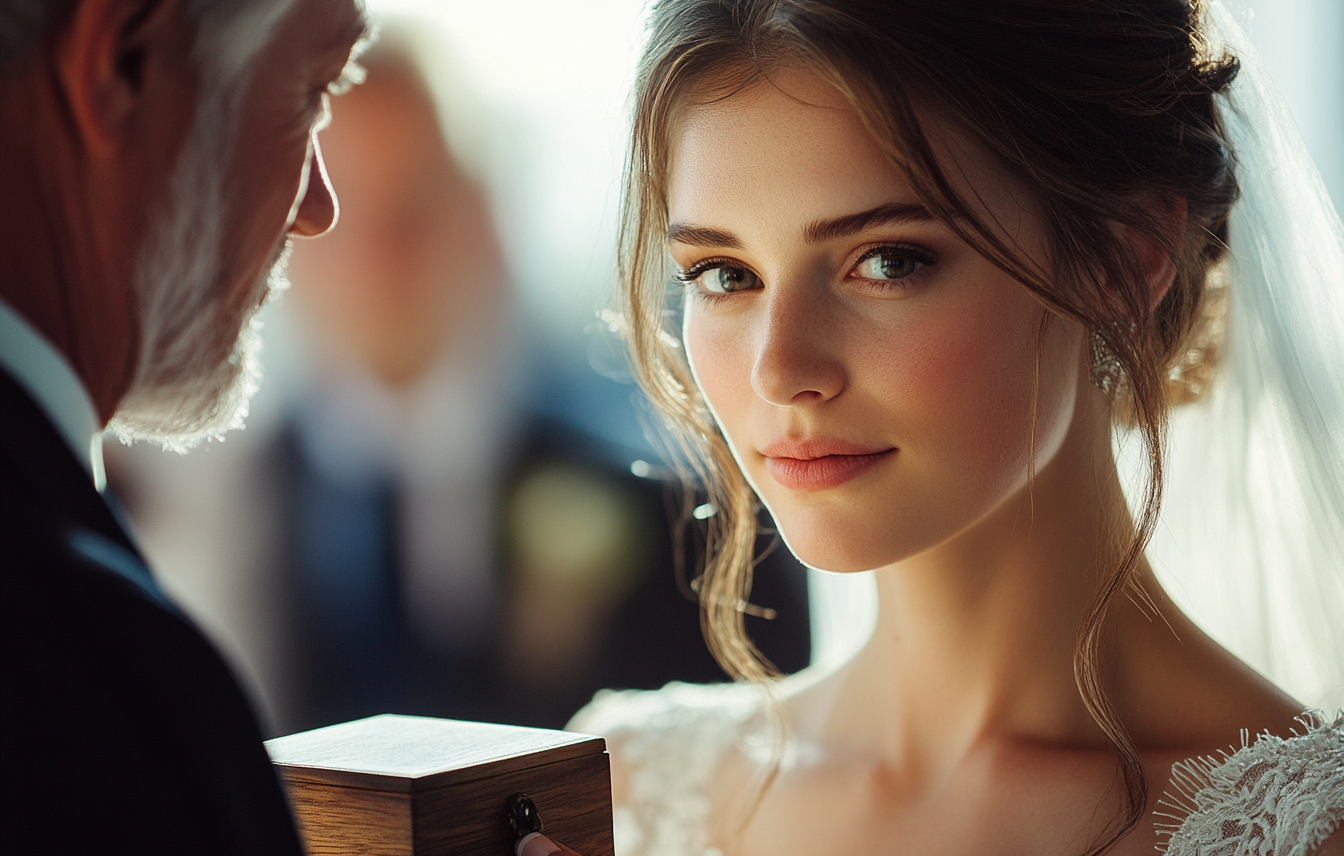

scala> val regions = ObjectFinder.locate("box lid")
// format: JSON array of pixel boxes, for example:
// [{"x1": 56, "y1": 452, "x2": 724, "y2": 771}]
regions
[{"x1": 265, "y1": 714, "x2": 606, "y2": 793}]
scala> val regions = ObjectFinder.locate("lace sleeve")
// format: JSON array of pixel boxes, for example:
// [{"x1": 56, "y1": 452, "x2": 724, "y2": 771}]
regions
[
  {"x1": 569, "y1": 682, "x2": 766, "y2": 856},
  {"x1": 1158, "y1": 712, "x2": 1344, "y2": 856}
]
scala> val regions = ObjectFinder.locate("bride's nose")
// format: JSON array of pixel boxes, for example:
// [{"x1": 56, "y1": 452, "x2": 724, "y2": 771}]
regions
[{"x1": 750, "y1": 285, "x2": 846, "y2": 406}]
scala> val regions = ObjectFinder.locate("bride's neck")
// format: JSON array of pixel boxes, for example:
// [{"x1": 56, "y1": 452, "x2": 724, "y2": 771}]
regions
[{"x1": 803, "y1": 394, "x2": 1152, "y2": 777}]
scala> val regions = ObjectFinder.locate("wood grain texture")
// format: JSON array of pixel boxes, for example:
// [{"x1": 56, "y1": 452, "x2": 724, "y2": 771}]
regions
[
  {"x1": 415, "y1": 752, "x2": 614, "y2": 856},
  {"x1": 266, "y1": 714, "x2": 605, "y2": 792},
  {"x1": 272, "y1": 715, "x2": 615, "y2": 856},
  {"x1": 280, "y1": 754, "x2": 614, "y2": 856},
  {"x1": 284, "y1": 779, "x2": 412, "y2": 856}
]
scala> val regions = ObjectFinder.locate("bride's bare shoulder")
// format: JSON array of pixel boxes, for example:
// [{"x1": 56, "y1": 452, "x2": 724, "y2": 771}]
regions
[{"x1": 1124, "y1": 599, "x2": 1307, "y2": 756}]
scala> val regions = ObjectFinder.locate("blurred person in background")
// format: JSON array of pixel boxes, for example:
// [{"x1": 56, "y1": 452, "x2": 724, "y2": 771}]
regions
[{"x1": 110, "y1": 27, "x2": 813, "y2": 736}]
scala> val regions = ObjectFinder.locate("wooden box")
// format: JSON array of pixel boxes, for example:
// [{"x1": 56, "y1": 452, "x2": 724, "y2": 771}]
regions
[{"x1": 265, "y1": 714, "x2": 614, "y2": 856}]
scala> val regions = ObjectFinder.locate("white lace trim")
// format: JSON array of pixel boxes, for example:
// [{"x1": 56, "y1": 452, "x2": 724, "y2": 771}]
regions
[
  {"x1": 569, "y1": 682, "x2": 766, "y2": 856},
  {"x1": 575, "y1": 684, "x2": 1344, "y2": 856},
  {"x1": 1157, "y1": 712, "x2": 1344, "y2": 856}
]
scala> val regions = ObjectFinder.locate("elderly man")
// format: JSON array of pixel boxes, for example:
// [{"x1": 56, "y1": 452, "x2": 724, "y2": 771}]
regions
[
  {"x1": 0, "y1": 0, "x2": 367, "y2": 852},
  {"x1": 0, "y1": 3, "x2": 556, "y2": 856},
  {"x1": 0, "y1": 0, "x2": 587, "y2": 851}
]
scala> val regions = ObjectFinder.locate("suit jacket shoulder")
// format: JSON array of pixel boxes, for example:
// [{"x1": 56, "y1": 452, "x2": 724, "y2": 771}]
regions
[{"x1": 0, "y1": 371, "x2": 303, "y2": 856}]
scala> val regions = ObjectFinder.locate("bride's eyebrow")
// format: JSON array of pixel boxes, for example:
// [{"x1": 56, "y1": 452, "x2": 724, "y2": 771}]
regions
[
  {"x1": 803, "y1": 202, "x2": 934, "y2": 243},
  {"x1": 666, "y1": 224, "x2": 742, "y2": 248},
  {"x1": 666, "y1": 202, "x2": 934, "y2": 249}
]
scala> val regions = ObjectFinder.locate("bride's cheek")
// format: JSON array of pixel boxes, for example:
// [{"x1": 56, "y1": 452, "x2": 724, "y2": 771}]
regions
[
  {"x1": 684, "y1": 313, "x2": 750, "y2": 430},
  {"x1": 873, "y1": 308, "x2": 1045, "y2": 494}
]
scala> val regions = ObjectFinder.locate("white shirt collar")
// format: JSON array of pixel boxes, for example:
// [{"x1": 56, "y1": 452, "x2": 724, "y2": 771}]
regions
[{"x1": 0, "y1": 298, "x2": 106, "y2": 492}]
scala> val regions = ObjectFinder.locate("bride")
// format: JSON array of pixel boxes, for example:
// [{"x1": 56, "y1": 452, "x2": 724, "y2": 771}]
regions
[{"x1": 571, "y1": 1, "x2": 1344, "y2": 854}]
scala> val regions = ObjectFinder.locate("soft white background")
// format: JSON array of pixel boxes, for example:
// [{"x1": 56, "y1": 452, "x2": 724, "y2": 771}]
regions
[{"x1": 345, "y1": 1, "x2": 1342, "y2": 683}]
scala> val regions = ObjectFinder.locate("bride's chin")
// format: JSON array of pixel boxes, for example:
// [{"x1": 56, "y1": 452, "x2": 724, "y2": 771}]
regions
[
  {"x1": 755, "y1": 486, "x2": 919, "y2": 571},
  {"x1": 773, "y1": 522, "x2": 896, "y2": 574}
]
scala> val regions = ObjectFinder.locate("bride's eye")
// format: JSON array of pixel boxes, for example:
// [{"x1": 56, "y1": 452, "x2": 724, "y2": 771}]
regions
[
  {"x1": 678, "y1": 262, "x2": 761, "y2": 296},
  {"x1": 852, "y1": 246, "x2": 933, "y2": 282}
]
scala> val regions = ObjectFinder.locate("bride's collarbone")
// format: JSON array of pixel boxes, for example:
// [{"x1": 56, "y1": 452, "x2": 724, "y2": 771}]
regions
[
  {"x1": 702, "y1": 627, "x2": 1305, "y2": 856},
  {"x1": 709, "y1": 735, "x2": 1193, "y2": 856}
]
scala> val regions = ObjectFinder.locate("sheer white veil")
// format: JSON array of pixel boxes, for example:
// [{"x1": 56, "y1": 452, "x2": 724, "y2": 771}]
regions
[
  {"x1": 1138, "y1": 0, "x2": 1344, "y2": 711},
  {"x1": 809, "y1": 0, "x2": 1344, "y2": 712}
]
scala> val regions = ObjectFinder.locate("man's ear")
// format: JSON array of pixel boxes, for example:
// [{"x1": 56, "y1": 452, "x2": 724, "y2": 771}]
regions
[{"x1": 55, "y1": 0, "x2": 181, "y2": 158}]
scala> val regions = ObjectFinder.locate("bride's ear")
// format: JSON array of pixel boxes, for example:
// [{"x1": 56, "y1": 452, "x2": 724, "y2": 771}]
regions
[{"x1": 1111, "y1": 195, "x2": 1187, "y2": 315}]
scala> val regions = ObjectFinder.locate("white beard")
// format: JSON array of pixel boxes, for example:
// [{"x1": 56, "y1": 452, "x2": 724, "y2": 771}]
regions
[{"x1": 108, "y1": 82, "x2": 291, "y2": 452}]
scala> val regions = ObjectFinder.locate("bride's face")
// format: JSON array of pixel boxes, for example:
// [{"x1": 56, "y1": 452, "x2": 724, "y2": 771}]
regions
[{"x1": 671, "y1": 68, "x2": 1088, "y2": 572}]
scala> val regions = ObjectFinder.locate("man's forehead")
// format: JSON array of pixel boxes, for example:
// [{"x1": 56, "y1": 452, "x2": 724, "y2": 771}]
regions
[
  {"x1": 334, "y1": 0, "x2": 375, "y2": 53},
  {"x1": 282, "y1": 0, "x2": 372, "y2": 57}
]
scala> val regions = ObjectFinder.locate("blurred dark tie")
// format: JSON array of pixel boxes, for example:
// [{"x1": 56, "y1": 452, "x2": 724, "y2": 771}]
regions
[{"x1": 291, "y1": 445, "x2": 410, "y2": 724}]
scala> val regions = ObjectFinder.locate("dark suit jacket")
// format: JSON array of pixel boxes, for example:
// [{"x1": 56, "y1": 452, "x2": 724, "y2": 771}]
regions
[{"x1": 0, "y1": 370, "x2": 302, "y2": 855}]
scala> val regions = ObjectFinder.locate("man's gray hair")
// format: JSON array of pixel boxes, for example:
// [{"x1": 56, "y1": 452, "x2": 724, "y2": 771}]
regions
[
  {"x1": 105, "y1": 0, "x2": 303, "y2": 449},
  {"x1": 0, "y1": 0, "x2": 296, "y2": 78}
]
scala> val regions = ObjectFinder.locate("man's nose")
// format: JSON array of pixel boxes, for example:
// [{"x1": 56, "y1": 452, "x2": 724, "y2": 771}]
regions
[
  {"x1": 750, "y1": 285, "x2": 846, "y2": 406},
  {"x1": 289, "y1": 134, "x2": 338, "y2": 238}
]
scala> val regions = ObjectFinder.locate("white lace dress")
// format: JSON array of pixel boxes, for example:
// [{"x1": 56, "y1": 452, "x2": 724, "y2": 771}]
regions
[{"x1": 569, "y1": 682, "x2": 1344, "y2": 856}]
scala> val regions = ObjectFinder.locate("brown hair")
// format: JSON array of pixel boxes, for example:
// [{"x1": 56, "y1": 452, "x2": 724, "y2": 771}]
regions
[{"x1": 615, "y1": 1, "x2": 1238, "y2": 852}]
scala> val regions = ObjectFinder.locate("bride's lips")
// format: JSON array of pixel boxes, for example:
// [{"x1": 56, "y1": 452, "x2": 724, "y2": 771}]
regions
[{"x1": 760, "y1": 438, "x2": 896, "y2": 492}]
